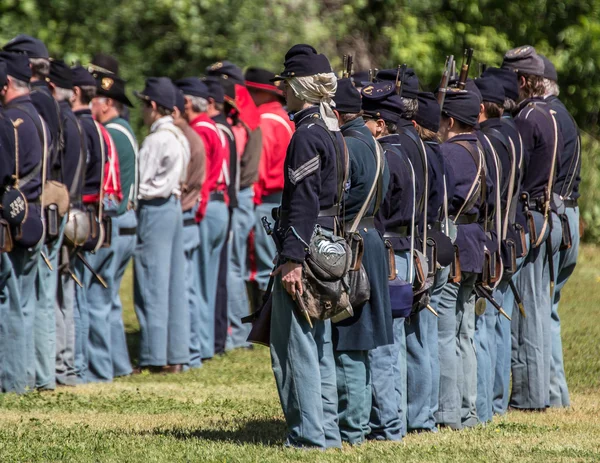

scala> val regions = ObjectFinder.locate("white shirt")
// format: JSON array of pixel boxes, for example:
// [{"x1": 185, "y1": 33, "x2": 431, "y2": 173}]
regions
[{"x1": 138, "y1": 116, "x2": 191, "y2": 200}]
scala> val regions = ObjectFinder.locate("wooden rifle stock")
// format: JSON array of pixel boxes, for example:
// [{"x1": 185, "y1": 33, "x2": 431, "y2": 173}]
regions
[{"x1": 457, "y1": 48, "x2": 474, "y2": 90}]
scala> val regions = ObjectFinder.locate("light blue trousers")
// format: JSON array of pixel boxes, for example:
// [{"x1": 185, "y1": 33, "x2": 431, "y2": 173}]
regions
[
  {"x1": 182, "y1": 206, "x2": 202, "y2": 369},
  {"x1": 436, "y1": 271, "x2": 477, "y2": 428},
  {"x1": 74, "y1": 255, "x2": 89, "y2": 383},
  {"x1": 492, "y1": 235, "x2": 529, "y2": 415},
  {"x1": 270, "y1": 275, "x2": 341, "y2": 449},
  {"x1": 134, "y1": 197, "x2": 188, "y2": 366},
  {"x1": 511, "y1": 212, "x2": 560, "y2": 409},
  {"x1": 226, "y1": 187, "x2": 255, "y2": 350},
  {"x1": 8, "y1": 239, "x2": 43, "y2": 392},
  {"x1": 475, "y1": 280, "x2": 505, "y2": 424},
  {"x1": 110, "y1": 210, "x2": 137, "y2": 376},
  {"x1": 0, "y1": 253, "x2": 23, "y2": 392},
  {"x1": 368, "y1": 251, "x2": 409, "y2": 440},
  {"x1": 55, "y1": 249, "x2": 77, "y2": 386},
  {"x1": 406, "y1": 293, "x2": 439, "y2": 431},
  {"x1": 429, "y1": 265, "x2": 450, "y2": 426},
  {"x1": 334, "y1": 350, "x2": 371, "y2": 445},
  {"x1": 194, "y1": 200, "x2": 229, "y2": 363},
  {"x1": 253, "y1": 199, "x2": 280, "y2": 291},
  {"x1": 84, "y1": 210, "x2": 136, "y2": 382},
  {"x1": 35, "y1": 223, "x2": 64, "y2": 390},
  {"x1": 550, "y1": 207, "x2": 578, "y2": 407}
]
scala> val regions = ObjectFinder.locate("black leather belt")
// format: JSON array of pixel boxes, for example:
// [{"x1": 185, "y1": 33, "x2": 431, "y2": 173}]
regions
[
  {"x1": 183, "y1": 217, "x2": 197, "y2": 227},
  {"x1": 383, "y1": 225, "x2": 409, "y2": 238},
  {"x1": 119, "y1": 227, "x2": 136, "y2": 236},
  {"x1": 523, "y1": 195, "x2": 545, "y2": 212},
  {"x1": 563, "y1": 198, "x2": 578, "y2": 208},
  {"x1": 452, "y1": 213, "x2": 478, "y2": 225},
  {"x1": 104, "y1": 210, "x2": 119, "y2": 218},
  {"x1": 318, "y1": 205, "x2": 339, "y2": 217},
  {"x1": 210, "y1": 191, "x2": 225, "y2": 202},
  {"x1": 345, "y1": 217, "x2": 375, "y2": 233}
]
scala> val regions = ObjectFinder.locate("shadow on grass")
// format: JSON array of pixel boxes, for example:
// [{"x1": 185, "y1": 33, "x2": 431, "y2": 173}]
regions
[{"x1": 143, "y1": 418, "x2": 287, "y2": 446}]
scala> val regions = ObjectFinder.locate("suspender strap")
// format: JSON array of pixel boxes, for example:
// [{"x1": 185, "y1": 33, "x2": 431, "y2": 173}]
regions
[
  {"x1": 559, "y1": 110, "x2": 581, "y2": 199},
  {"x1": 397, "y1": 128, "x2": 429, "y2": 234},
  {"x1": 343, "y1": 129, "x2": 385, "y2": 216},
  {"x1": 451, "y1": 140, "x2": 484, "y2": 222},
  {"x1": 6, "y1": 104, "x2": 45, "y2": 189},
  {"x1": 528, "y1": 102, "x2": 560, "y2": 247},
  {"x1": 69, "y1": 115, "x2": 87, "y2": 202},
  {"x1": 343, "y1": 131, "x2": 384, "y2": 233}
]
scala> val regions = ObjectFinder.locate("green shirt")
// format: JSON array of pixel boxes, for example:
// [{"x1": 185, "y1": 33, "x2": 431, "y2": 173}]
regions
[{"x1": 105, "y1": 117, "x2": 138, "y2": 215}]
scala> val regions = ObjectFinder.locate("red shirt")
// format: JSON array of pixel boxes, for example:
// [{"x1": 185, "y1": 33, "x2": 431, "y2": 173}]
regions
[
  {"x1": 190, "y1": 114, "x2": 229, "y2": 221},
  {"x1": 253, "y1": 101, "x2": 295, "y2": 204}
]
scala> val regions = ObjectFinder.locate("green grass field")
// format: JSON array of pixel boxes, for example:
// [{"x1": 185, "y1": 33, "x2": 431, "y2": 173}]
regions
[{"x1": 0, "y1": 246, "x2": 599, "y2": 462}]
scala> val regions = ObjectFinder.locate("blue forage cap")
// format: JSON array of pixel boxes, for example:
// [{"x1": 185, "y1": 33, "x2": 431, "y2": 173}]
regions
[
  {"x1": 442, "y1": 87, "x2": 481, "y2": 127},
  {"x1": 272, "y1": 44, "x2": 333, "y2": 81},
  {"x1": 134, "y1": 77, "x2": 176, "y2": 110},
  {"x1": 375, "y1": 67, "x2": 419, "y2": 99},
  {"x1": 539, "y1": 54, "x2": 558, "y2": 81},
  {"x1": 48, "y1": 59, "x2": 73, "y2": 89},
  {"x1": 0, "y1": 51, "x2": 32, "y2": 82},
  {"x1": 206, "y1": 60, "x2": 245, "y2": 86},
  {"x1": 3, "y1": 34, "x2": 49, "y2": 59},
  {"x1": 71, "y1": 65, "x2": 96, "y2": 88},
  {"x1": 174, "y1": 88, "x2": 186, "y2": 113},
  {"x1": 361, "y1": 81, "x2": 405, "y2": 124},
  {"x1": 202, "y1": 76, "x2": 225, "y2": 103},
  {"x1": 502, "y1": 45, "x2": 545, "y2": 77},
  {"x1": 351, "y1": 70, "x2": 370, "y2": 87},
  {"x1": 333, "y1": 78, "x2": 362, "y2": 113},
  {"x1": 481, "y1": 66, "x2": 519, "y2": 101},
  {"x1": 474, "y1": 75, "x2": 505, "y2": 105},
  {"x1": 414, "y1": 91, "x2": 440, "y2": 132},
  {"x1": 175, "y1": 77, "x2": 210, "y2": 100}
]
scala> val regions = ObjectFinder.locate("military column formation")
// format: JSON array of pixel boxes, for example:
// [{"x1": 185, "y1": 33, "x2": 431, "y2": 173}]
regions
[
  {"x1": 0, "y1": 34, "x2": 581, "y2": 451},
  {"x1": 259, "y1": 43, "x2": 581, "y2": 447}
]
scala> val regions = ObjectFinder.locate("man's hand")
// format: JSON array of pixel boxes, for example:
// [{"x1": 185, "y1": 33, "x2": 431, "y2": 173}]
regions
[{"x1": 272, "y1": 260, "x2": 303, "y2": 299}]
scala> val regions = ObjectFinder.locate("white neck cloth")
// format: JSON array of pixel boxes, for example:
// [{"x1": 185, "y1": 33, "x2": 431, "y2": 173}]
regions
[{"x1": 288, "y1": 73, "x2": 339, "y2": 131}]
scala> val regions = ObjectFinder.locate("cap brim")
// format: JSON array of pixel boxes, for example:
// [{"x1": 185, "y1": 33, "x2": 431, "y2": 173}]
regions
[
  {"x1": 246, "y1": 81, "x2": 283, "y2": 96},
  {"x1": 269, "y1": 75, "x2": 286, "y2": 82},
  {"x1": 133, "y1": 91, "x2": 150, "y2": 102}
]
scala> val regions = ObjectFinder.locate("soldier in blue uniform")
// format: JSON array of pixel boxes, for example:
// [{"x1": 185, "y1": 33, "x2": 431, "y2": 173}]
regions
[
  {"x1": 436, "y1": 86, "x2": 487, "y2": 429},
  {"x1": 375, "y1": 67, "x2": 434, "y2": 433},
  {"x1": 89, "y1": 60, "x2": 138, "y2": 379},
  {"x1": 412, "y1": 91, "x2": 455, "y2": 431},
  {"x1": 482, "y1": 66, "x2": 529, "y2": 415},
  {"x1": 2, "y1": 35, "x2": 63, "y2": 391},
  {"x1": 0, "y1": 52, "x2": 45, "y2": 393},
  {"x1": 269, "y1": 44, "x2": 343, "y2": 449},
  {"x1": 331, "y1": 78, "x2": 392, "y2": 444},
  {"x1": 361, "y1": 81, "x2": 415, "y2": 440},
  {"x1": 46, "y1": 60, "x2": 90, "y2": 384},
  {"x1": 473, "y1": 75, "x2": 509, "y2": 423},
  {"x1": 502, "y1": 46, "x2": 563, "y2": 411},
  {"x1": 0, "y1": 61, "x2": 21, "y2": 393},
  {"x1": 71, "y1": 66, "x2": 108, "y2": 382},
  {"x1": 541, "y1": 54, "x2": 580, "y2": 408}
]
